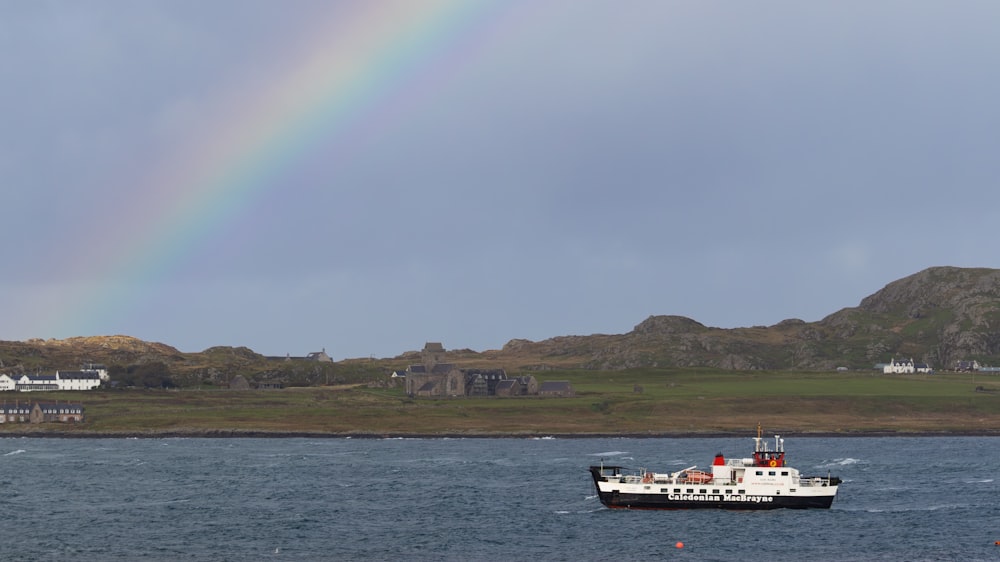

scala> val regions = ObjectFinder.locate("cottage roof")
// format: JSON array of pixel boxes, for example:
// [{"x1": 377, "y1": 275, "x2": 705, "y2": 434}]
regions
[
  {"x1": 408, "y1": 365, "x2": 427, "y2": 373},
  {"x1": 36, "y1": 403, "x2": 83, "y2": 413},
  {"x1": 0, "y1": 402, "x2": 82, "y2": 414},
  {"x1": 461, "y1": 368, "x2": 507, "y2": 380},
  {"x1": 0, "y1": 404, "x2": 31, "y2": 413},
  {"x1": 430, "y1": 363, "x2": 455, "y2": 374},
  {"x1": 417, "y1": 381, "x2": 437, "y2": 392},
  {"x1": 306, "y1": 349, "x2": 332, "y2": 361},
  {"x1": 495, "y1": 380, "x2": 517, "y2": 391},
  {"x1": 539, "y1": 381, "x2": 573, "y2": 392},
  {"x1": 57, "y1": 371, "x2": 101, "y2": 380}
]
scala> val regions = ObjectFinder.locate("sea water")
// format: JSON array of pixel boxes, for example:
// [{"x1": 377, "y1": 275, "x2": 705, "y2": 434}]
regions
[{"x1": 1, "y1": 436, "x2": 998, "y2": 561}]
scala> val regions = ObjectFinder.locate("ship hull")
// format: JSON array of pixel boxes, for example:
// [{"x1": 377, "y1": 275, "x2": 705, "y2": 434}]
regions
[{"x1": 594, "y1": 490, "x2": 836, "y2": 510}]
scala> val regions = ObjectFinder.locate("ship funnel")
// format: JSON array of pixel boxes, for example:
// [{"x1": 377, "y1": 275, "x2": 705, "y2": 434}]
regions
[{"x1": 712, "y1": 453, "x2": 725, "y2": 466}]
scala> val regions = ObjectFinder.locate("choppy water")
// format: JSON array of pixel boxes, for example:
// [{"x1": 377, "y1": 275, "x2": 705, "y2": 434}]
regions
[{"x1": 1, "y1": 436, "x2": 998, "y2": 561}]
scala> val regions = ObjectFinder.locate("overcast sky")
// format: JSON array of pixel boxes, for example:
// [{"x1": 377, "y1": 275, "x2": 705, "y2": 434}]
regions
[{"x1": 3, "y1": 1, "x2": 1000, "y2": 359}]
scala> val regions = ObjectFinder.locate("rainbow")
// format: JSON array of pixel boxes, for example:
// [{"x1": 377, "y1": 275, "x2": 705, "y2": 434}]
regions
[{"x1": 36, "y1": 0, "x2": 512, "y2": 343}]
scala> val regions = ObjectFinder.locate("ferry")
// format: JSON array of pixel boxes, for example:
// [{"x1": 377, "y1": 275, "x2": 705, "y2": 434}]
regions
[{"x1": 588, "y1": 426, "x2": 841, "y2": 510}]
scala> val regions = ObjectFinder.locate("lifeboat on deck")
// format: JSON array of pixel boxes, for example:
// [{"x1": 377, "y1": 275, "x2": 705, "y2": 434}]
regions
[{"x1": 679, "y1": 469, "x2": 713, "y2": 484}]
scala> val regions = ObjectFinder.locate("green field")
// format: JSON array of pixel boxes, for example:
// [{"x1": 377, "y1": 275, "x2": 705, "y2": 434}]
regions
[{"x1": 4, "y1": 369, "x2": 1000, "y2": 436}]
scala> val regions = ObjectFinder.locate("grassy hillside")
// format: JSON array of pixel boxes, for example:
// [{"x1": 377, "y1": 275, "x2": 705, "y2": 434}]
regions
[{"x1": 6, "y1": 369, "x2": 1000, "y2": 436}]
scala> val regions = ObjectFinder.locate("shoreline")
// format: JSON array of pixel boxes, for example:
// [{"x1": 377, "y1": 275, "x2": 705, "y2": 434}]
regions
[{"x1": 3, "y1": 429, "x2": 1000, "y2": 439}]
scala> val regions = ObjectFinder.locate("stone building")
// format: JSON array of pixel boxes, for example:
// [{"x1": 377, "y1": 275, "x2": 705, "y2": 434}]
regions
[
  {"x1": 0, "y1": 402, "x2": 84, "y2": 424},
  {"x1": 515, "y1": 375, "x2": 539, "y2": 395},
  {"x1": 405, "y1": 363, "x2": 465, "y2": 397},
  {"x1": 229, "y1": 375, "x2": 251, "y2": 390},
  {"x1": 538, "y1": 381, "x2": 575, "y2": 397},
  {"x1": 494, "y1": 379, "x2": 519, "y2": 397},
  {"x1": 461, "y1": 369, "x2": 508, "y2": 396}
]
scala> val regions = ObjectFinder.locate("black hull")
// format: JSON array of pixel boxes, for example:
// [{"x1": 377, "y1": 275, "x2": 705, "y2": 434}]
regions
[{"x1": 594, "y1": 491, "x2": 835, "y2": 510}]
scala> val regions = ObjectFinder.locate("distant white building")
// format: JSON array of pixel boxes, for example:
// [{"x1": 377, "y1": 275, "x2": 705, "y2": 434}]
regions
[
  {"x1": 16, "y1": 375, "x2": 60, "y2": 391},
  {"x1": 0, "y1": 367, "x2": 104, "y2": 392},
  {"x1": 0, "y1": 375, "x2": 17, "y2": 392},
  {"x1": 79, "y1": 363, "x2": 110, "y2": 382},
  {"x1": 883, "y1": 357, "x2": 933, "y2": 374},
  {"x1": 54, "y1": 370, "x2": 103, "y2": 390},
  {"x1": 884, "y1": 357, "x2": 915, "y2": 374}
]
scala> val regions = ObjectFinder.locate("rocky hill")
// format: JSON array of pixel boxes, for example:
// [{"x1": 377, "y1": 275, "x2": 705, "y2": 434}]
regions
[
  {"x1": 3, "y1": 266, "x2": 1000, "y2": 379},
  {"x1": 496, "y1": 266, "x2": 1000, "y2": 371}
]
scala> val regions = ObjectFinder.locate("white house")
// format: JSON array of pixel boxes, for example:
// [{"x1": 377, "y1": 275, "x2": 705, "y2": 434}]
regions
[
  {"x1": 80, "y1": 364, "x2": 110, "y2": 382},
  {"x1": 0, "y1": 374, "x2": 17, "y2": 392},
  {"x1": 55, "y1": 371, "x2": 103, "y2": 390},
  {"x1": 883, "y1": 357, "x2": 933, "y2": 374},
  {"x1": 883, "y1": 357, "x2": 915, "y2": 374},
  {"x1": 2, "y1": 369, "x2": 104, "y2": 392},
  {"x1": 16, "y1": 375, "x2": 60, "y2": 391}
]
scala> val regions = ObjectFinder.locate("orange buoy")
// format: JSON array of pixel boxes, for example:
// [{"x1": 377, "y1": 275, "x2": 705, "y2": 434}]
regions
[{"x1": 675, "y1": 542, "x2": 684, "y2": 549}]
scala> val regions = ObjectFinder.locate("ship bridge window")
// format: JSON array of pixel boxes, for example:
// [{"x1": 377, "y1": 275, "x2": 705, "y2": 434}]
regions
[
  {"x1": 755, "y1": 471, "x2": 763, "y2": 476},
  {"x1": 686, "y1": 489, "x2": 694, "y2": 494},
  {"x1": 712, "y1": 489, "x2": 720, "y2": 494},
  {"x1": 738, "y1": 489, "x2": 745, "y2": 494},
  {"x1": 782, "y1": 471, "x2": 789, "y2": 476},
  {"x1": 768, "y1": 471, "x2": 776, "y2": 476},
  {"x1": 673, "y1": 489, "x2": 680, "y2": 493},
  {"x1": 699, "y1": 489, "x2": 707, "y2": 494}
]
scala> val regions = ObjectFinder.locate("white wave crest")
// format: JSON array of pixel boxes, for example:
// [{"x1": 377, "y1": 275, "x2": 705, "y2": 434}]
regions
[
  {"x1": 817, "y1": 458, "x2": 860, "y2": 468},
  {"x1": 3, "y1": 449, "x2": 26, "y2": 456}
]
